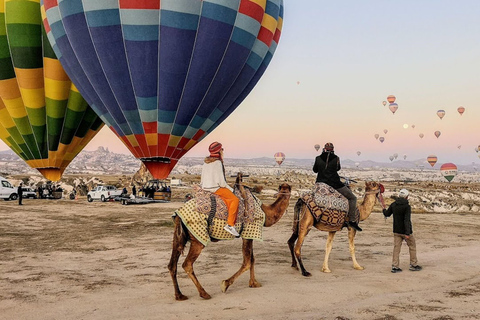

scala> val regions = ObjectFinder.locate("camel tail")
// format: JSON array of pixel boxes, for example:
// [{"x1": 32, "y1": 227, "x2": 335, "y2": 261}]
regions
[{"x1": 292, "y1": 198, "x2": 303, "y2": 234}]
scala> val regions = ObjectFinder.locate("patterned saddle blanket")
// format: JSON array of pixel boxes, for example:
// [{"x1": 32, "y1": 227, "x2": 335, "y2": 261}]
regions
[
  {"x1": 174, "y1": 186, "x2": 265, "y2": 246},
  {"x1": 300, "y1": 183, "x2": 358, "y2": 227}
]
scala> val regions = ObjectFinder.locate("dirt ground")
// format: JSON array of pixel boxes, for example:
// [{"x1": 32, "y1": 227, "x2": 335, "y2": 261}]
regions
[{"x1": 1, "y1": 194, "x2": 479, "y2": 320}]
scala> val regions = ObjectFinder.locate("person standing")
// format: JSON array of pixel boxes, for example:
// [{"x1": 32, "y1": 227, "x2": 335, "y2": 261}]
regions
[
  {"x1": 313, "y1": 142, "x2": 361, "y2": 231},
  {"x1": 132, "y1": 185, "x2": 136, "y2": 197},
  {"x1": 17, "y1": 182, "x2": 23, "y2": 205},
  {"x1": 201, "y1": 142, "x2": 240, "y2": 237},
  {"x1": 383, "y1": 189, "x2": 422, "y2": 273}
]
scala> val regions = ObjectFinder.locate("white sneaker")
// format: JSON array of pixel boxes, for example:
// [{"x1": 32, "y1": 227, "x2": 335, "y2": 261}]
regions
[{"x1": 224, "y1": 225, "x2": 239, "y2": 237}]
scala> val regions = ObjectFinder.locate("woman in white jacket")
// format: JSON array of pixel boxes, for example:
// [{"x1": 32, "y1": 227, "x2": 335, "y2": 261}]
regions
[{"x1": 201, "y1": 142, "x2": 240, "y2": 237}]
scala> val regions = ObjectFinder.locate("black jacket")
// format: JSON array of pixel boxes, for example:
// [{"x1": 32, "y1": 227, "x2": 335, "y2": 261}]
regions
[
  {"x1": 383, "y1": 198, "x2": 413, "y2": 235},
  {"x1": 312, "y1": 152, "x2": 343, "y2": 189}
]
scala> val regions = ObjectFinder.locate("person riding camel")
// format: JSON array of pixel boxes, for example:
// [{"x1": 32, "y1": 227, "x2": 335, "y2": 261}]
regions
[
  {"x1": 201, "y1": 142, "x2": 240, "y2": 237},
  {"x1": 313, "y1": 142, "x2": 362, "y2": 232}
]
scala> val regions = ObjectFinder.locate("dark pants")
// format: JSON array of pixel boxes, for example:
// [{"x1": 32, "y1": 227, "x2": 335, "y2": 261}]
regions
[
  {"x1": 18, "y1": 195, "x2": 22, "y2": 205},
  {"x1": 336, "y1": 186, "x2": 357, "y2": 221}
]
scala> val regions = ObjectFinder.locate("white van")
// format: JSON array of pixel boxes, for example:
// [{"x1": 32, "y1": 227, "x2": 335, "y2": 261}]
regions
[{"x1": 0, "y1": 176, "x2": 18, "y2": 200}]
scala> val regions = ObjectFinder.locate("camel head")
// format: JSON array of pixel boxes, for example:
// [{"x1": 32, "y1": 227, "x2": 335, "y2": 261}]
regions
[
  {"x1": 364, "y1": 181, "x2": 385, "y2": 208},
  {"x1": 278, "y1": 183, "x2": 292, "y2": 198}
]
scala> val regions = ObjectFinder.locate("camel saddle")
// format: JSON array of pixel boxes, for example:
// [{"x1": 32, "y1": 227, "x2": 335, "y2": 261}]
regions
[{"x1": 301, "y1": 183, "x2": 359, "y2": 227}]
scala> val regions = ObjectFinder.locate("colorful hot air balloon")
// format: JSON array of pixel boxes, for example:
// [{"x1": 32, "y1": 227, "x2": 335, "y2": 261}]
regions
[
  {"x1": 374, "y1": 134, "x2": 379, "y2": 140},
  {"x1": 382, "y1": 101, "x2": 387, "y2": 106},
  {"x1": 274, "y1": 152, "x2": 285, "y2": 166},
  {"x1": 434, "y1": 131, "x2": 441, "y2": 138},
  {"x1": 427, "y1": 155, "x2": 438, "y2": 167},
  {"x1": 419, "y1": 133, "x2": 424, "y2": 138},
  {"x1": 357, "y1": 151, "x2": 361, "y2": 156},
  {"x1": 389, "y1": 103, "x2": 398, "y2": 114},
  {"x1": 457, "y1": 106, "x2": 465, "y2": 115},
  {"x1": 387, "y1": 95, "x2": 396, "y2": 103},
  {"x1": 0, "y1": 0, "x2": 103, "y2": 181},
  {"x1": 437, "y1": 110, "x2": 445, "y2": 119},
  {"x1": 383, "y1": 129, "x2": 388, "y2": 134},
  {"x1": 440, "y1": 163, "x2": 457, "y2": 182},
  {"x1": 42, "y1": 0, "x2": 284, "y2": 179},
  {"x1": 314, "y1": 144, "x2": 320, "y2": 152},
  {"x1": 379, "y1": 137, "x2": 385, "y2": 143}
]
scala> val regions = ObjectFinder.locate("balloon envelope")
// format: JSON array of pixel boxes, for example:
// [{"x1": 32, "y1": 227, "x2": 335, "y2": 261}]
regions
[
  {"x1": 314, "y1": 144, "x2": 320, "y2": 151},
  {"x1": 374, "y1": 134, "x2": 379, "y2": 140},
  {"x1": 0, "y1": 0, "x2": 103, "y2": 181},
  {"x1": 382, "y1": 101, "x2": 387, "y2": 106},
  {"x1": 387, "y1": 95, "x2": 396, "y2": 103},
  {"x1": 427, "y1": 155, "x2": 438, "y2": 167},
  {"x1": 379, "y1": 137, "x2": 385, "y2": 143},
  {"x1": 42, "y1": 0, "x2": 284, "y2": 179},
  {"x1": 437, "y1": 110, "x2": 445, "y2": 119},
  {"x1": 389, "y1": 103, "x2": 398, "y2": 114},
  {"x1": 357, "y1": 151, "x2": 361, "y2": 156},
  {"x1": 389, "y1": 156, "x2": 394, "y2": 161},
  {"x1": 274, "y1": 152, "x2": 285, "y2": 166},
  {"x1": 434, "y1": 131, "x2": 441, "y2": 138},
  {"x1": 457, "y1": 107, "x2": 465, "y2": 115},
  {"x1": 383, "y1": 129, "x2": 388, "y2": 134},
  {"x1": 419, "y1": 133, "x2": 424, "y2": 138},
  {"x1": 440, "y1": 163, "x2": 457, "y2": 182}
]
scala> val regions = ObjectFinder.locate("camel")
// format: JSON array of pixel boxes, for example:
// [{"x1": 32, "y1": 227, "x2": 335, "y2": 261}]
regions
[
  {"x1": 287, "y1": 181, "x2": 384, "y2": 276},
  {"x1": 168, "y1": 173, "x2": 291, "y2": 300}
]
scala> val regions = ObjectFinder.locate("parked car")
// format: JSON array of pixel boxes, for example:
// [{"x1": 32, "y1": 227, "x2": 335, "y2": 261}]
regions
[
  {"x1": 87, "y1": 185, "x2": 123, "y2": 202},
  {"x1": 0, "y1": 176, "x2": 17, "y2": 201},
  {"x1": 21, "y1": 187, "x2": 37, "y2": 199}
]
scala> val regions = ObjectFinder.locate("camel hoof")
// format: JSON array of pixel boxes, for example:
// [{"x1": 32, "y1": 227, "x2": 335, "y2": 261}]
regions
[
  {"x1": 175, "y1": 294, "x2": 188, "y2": 301},
  {"x1": 322, "y1": 268, "x2": 331, "y2": 273},
  {"x1": 354, "y1": 265, "x2": 364, "y2": 270},
  {"x1": 221, "y1": 280, "x2": 229, "y2": 293},
  {"x1": 249, "y1": 281, "x2": 262, "y2": 288},
  {"x1": 200, "y1": 292, "x2": 211, "y2": 300},
  {"x1": 302, "y1": 271, "x2": 312, "y2": 277}
]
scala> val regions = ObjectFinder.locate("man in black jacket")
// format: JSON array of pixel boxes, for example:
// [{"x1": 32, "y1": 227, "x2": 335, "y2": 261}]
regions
[
  {"x1": 313, "y1": 142, "x2": 361, "y2": 231},
  {"x1": 383, "y1": 189, "x2": 422, "y2": 273}
]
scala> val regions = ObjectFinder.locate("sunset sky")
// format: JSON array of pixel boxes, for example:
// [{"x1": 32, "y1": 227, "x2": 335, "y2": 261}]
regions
[{"x1": 2, "y1": 0, "x2": 480, "y2": 166}]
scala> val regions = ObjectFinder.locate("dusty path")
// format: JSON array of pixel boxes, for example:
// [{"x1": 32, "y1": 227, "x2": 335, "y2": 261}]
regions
[{"x1": 1, "y1": 198, "x2": 479, "y2": 320}]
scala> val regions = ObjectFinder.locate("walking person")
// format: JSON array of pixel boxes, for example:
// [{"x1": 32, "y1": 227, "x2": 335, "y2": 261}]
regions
[
  {"x1": 17, "y1": 182, "x2": 23, "y2": 205},
  {"x1": 383, "y1": 189, "x2": 422, "y2": 273},
  {"x1": 313, "y1": 142, "x2": 361, "y2": 231}
]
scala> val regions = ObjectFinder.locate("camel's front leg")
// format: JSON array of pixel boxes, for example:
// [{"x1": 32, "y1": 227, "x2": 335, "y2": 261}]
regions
[
  {"x1": 322, "y1": 232, "x2": 336, "y2": 273},
  {"x1": 348, "y1": 228, "x2": 364, "y2": 270},
  {"x1": 182, "y1": 239, "x2": 211, "y2": 299},
  {"x1": 168, "y1": 216, "x2": 188, "y2": 301},
  {"x1": 221, "y1": 239, "x2": 256, "y2": 293}
]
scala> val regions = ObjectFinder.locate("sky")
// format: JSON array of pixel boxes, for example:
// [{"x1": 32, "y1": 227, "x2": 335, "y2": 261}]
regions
[{"x1": 2, "y1": 0, "x2": 480, "y2": 166}]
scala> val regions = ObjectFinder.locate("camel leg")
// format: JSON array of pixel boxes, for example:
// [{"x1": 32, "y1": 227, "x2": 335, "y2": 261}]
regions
[
  {"x1": 182, "y1": 238, "x2": 211, "y2": 299},
  {"x1": 294, "y1": 218, "x2": 314, "y2": 277},
  {"x1": 287, "y1": 231, "x2": 299, "y2": 270},
  {"x1": 322, "y1": 232, "x2": 336, "y2": 273},
  {"x1": 348, "y1": 228, "x2": 364, "y2": 270},
  {"x1": 221, "y1": 239, "x2": 258, "y2": 293},
  {"x1": 168, "y1": 216, "x2": 188, "y2": 301}
]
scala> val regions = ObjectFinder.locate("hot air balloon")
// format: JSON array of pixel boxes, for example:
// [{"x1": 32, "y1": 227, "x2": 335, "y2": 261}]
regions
[
  {"x1": 457, "y1": 106, "x2": 465, "y2": 115},
  {"x1": 0, "y1": 0, "x2": 103, "y2": 181},
  {"x1": 403, "y1": 154, "x2": 407, "y2": 160},
  {"x1": 387, "y1": 95, "x2": 396, "y2": 103},
  {"x1": 383, "y1": 129, "x2": 388, "y2": 134},
  {"x1": 457, "y1": 145, "x2": 462, "y2": 149},
  {"x1": 274, "y1": 152, "x2": 285, "y2": 166},
  {"x1": 419, "y1": 133, "x2": 424, "y2": 138},
  {"x1": 389, "y1": 156, "x2": 394, "y2": 162},
  {"x1": 434, "y1": 131, "x2": 441, "y2": 138},
  {"x1": 427, "y1": 155, "x2": 438, "y2": 167},
  {"x1": 437, "y1": 110, "x2": 445, "y2": 119},
  {"x1": 355, "y1": 162, "x2": 360, "y2": 168},
  {"x1": 389, "y1": 103, "x2": 398, "y2": 114},
  {"x1": 357, "y1": 151, "x2": 361, "y2": 156},
  {"x1": 382, "y1": 101, "x2": 387, "y2": 106},
  {"x1": 476, "y1": 147, "x2": 479, "y2": 153},
  {"x1": 374, "y1": 134, "x2": 379, "y2": 140},
  {"x1": 393, "y1": 153, "x2": 398, "y2": 159},
  {"x1": 403, "y1": 124, "x2": 409, "y2": 129},
  {"x1": 440, "y1": 163, "x2": 457, "y2": 182},
  {"x1": 42, "y1": 0, "x2": 284, "y2": 179},
  {"x1": 314, "y1": 144, "x2": 320, "y2": 152},
  {"x1": 411, "y1": 124, "x2": 415, "y2": 129},
  {"x1": 296, "y1": 81, "x2": 300, "y2": 85},
  {"x1": 379, "y1": 137, "x2": 385, "y2": 143}
]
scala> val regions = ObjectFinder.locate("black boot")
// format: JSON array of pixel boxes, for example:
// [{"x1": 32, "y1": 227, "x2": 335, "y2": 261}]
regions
[{"x1": 348, "y1": 221, "x2": 362, "y2": 232}]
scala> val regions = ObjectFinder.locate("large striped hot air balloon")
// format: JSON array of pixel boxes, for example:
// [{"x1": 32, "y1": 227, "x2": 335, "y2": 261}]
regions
[
  {"x1": 274, "y1": 152, "x2": 285, "y2": 166},
  {"x1": 42, "y1": 0, "x2": 284, "y2": 179},
  {"x1": 440, "y1": 163, "x2": 457, "y2": 182},
  {"x1": 427, "y1": 155, "x2": 437, "y2": 167},
  {"x1": 0, "y1": 0, "x2": 103, "y2": 181}
]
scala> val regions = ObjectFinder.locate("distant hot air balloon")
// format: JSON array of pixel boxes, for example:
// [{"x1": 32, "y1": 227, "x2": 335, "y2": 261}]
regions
[
  {"x1": 274, "y1": 152, "x2": 285, "y2": 166},
  {"x1": 374, "y1": 134, "x2": 379, "y2": 140},
  {"x1": 393, "y1": 153, "x2": 398, "y2": 159},
  {"x1": 457, "y1": 106, "x2": 465, "y2": 115},
  {"x1": 42, "y1": 0, "x2": 284, "y2": 179},
  {"x1": 440, "y1": 163, "x2": 457, "y2": 182},
  {"x1": 434, "y1": 131, "x2": 441, "y2": 138},
  {"x1": 355, "y1": 162, "x2": 360, "y2": 168},
  {"x1": 411, "y1": 124, "x2": 415, "y2": 129},
  {"x1": 379, "y1": 137, "x2": 385, "y2": 143},
  {"x1": 383, "y1": 129, "x2": 388, "y2": 134},
  {"x1": 403, "y1": 124, "x2": 409, "y2": 129},
  {"x1": 357, "y1": 151, "x2": 361, "y2": 156},
  {"x1": 419, "y1": 133, "x2": 424, "y2": 138},
  {"x1": 0, "y1": 0, "x2": 104, "y2": 181},
  {"x1": 457, "y1": 145, "x2": 462, "y2": 149},
  {"x1": 389, "y1": 156, "x2": 394, "y2": 162},
  {"x1": 476, "y1": 147, "x2": 479, "y2": 153},
  {"x1": 382, "y1": 101, "x2": 387, "y2": 106},
  {"x1": 389, "y1": 103, "x2": 398, "y2": 114},
  {"x1": 403, "y1": 154, "x2": 407, "y2": 160},
  {"x1": 387, "y1": 95, "x2": 396, "y2": 103},
  {"x1": 314, "y1": 144, "x2": 320, "y2": 152},
  {"x1": 437, "y1": 110, "x2": 446, "y2": 119},
  {"x1": 296, "y1": 81, "x2": 300, "y2": 85},
  {"x1": 427, "y1": 155, "x2": 438, "y2": 167}
]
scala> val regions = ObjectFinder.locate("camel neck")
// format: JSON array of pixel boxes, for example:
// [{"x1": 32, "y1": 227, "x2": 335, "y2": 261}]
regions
[{"x1": 262, "y1": 194, "x2": 290, "y2": 227}]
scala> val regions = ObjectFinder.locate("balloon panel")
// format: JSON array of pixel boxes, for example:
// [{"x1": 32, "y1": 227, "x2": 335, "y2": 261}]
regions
[
  {"x1": 42, "y1": 0, "x2": 284, "y2": 179},
  {"x1": 0, "y1": 0, "x2": 103, "y2": 181}
]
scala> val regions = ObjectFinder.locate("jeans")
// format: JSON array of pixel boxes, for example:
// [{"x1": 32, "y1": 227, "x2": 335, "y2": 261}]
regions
[{"x1": 336, "y1": 186, "x2": 357, "y2": 221}]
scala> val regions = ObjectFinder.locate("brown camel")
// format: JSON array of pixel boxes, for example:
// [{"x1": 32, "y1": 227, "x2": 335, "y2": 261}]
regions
[
  {"x1": 287, "y1": 181, "x2": 384, "y2": 276},
  {"x1": 168, "y1": 173, "x2": 291, "y2": 300}
]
